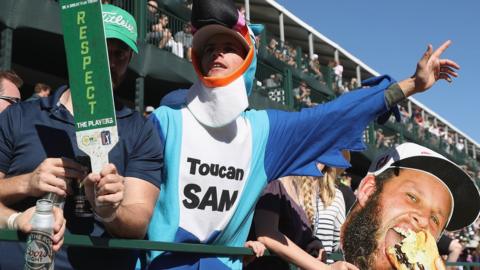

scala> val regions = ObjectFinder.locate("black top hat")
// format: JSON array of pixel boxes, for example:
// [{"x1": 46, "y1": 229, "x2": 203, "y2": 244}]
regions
[{"x1": 191, "y1": 0, "x2": 239, "y2": 30}]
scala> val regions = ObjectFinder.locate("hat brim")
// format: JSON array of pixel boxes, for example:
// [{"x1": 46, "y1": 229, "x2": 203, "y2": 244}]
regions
[
  {"x1": 105, "y1": 27, "x2": 138, "y2": 53},
  {"x1": 192, "y1": 24, "x2": 249, "y2": 57},
  {"x1": 392, "y1": 156, "x2": 480, "y2": 231}
]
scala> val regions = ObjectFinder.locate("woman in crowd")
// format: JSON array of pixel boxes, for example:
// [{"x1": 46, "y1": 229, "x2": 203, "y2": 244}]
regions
[
  {"x1": 309, "y1": 165, "x2": 346, "y2": 261},
  {"x1": 247, "y1": 160, "x2": 351, "y2": 269}
]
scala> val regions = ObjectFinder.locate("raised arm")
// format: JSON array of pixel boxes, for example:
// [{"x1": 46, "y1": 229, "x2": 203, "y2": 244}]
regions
[
  {"x1": 254, "y1": 208, "x2": 329, "y2": 270},
  {"x1": 264, "y1": 41, "x2": 460, "y2": 181}
]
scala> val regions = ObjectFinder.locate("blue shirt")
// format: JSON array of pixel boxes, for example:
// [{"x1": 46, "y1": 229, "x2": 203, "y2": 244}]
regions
[{"x1": 0, "y1": 86, "x2": 164, "y2": 270}]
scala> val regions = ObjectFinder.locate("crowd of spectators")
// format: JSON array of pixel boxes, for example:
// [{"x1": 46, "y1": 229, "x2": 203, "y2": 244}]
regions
[
  {"x1": 144, "y1": 3, "x2": 362, "y2": 107},
  {"x1": 258, "y1": 35, "x2": 480, "y2": 183},
  {"x1": 293, "y1": 80, "x2": 317, "y2": 108},
  {"x1": 25, "y1": 82, "x2": 51, "y2": 101},
  {"x1": 266, "y1": 38, "x2": 299, "y2": 69},
  {"x1": 2, "y1": 2, "x2": 480, "y2": 270},
  {"x1": 308, "y1": 54, "x2": 324, "y2": 82},
  {"x1": 183, "y1": 0, "x2": 193, "y2": 10},
  {"x1": 331, "y1": 60, "x2": 343, "y2": 92},
  {"x1": 261, "y1": 73, "x2": 285, "y2": 104},
  {"x1": 445, "y1": 219, "x2": 480, "y2": 268},
  {"x1": 146, "y1": 1, "x2": 193, "y2": 60},
  {"x1": 380, "y1": 104, "x2": 480, "y2": 183},
  {"x1": 266, "y1": 38, "x2": 323, "y2": 83},
  {"x1": 263, "y1": 36, "x2": 363, "y2": 101},
  {"x1": 128, "y1": 4, "x2": 480, "y2": 262}
]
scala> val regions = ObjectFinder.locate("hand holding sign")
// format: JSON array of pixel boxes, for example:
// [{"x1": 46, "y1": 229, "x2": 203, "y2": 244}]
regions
[{"x1": 83, "y1": 163, "x2": 124, "y2": 221}]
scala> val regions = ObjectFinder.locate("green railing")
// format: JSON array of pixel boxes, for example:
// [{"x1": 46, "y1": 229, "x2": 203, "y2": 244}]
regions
[
  {"x1": 2, "y1": 229, "x2": 479, "y2": 269},
  {"x1": 256, "y1": 61, "x2": 290, "y2": 106},
  {"x1": 445, "y1": 261, "x2": 480, "y2": 270},
  {"x1": 260, "y1": 31, "x2": 334, "y2": 97},
  {"x1": 0, "y1": 229, "x2": 265, "y2": 256}
]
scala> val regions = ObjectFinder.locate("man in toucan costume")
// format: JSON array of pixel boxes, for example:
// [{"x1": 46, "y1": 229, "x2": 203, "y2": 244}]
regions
[{"x1": 147, "y1": 0, "x2": 460, "y2": 269}]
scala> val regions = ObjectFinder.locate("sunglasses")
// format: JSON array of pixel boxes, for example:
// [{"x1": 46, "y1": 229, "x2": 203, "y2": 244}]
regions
[{"x1": 0, "y1": 96, "x2": 20, "y2": 104}]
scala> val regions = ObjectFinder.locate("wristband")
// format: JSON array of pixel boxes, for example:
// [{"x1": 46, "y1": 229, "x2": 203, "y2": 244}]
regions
[
  {"x1": 93, "y1": 210, "x2": 117, "y2": 223},
  {"x1": 7, "y1": 212, "x2": 22, "y2": 230}
]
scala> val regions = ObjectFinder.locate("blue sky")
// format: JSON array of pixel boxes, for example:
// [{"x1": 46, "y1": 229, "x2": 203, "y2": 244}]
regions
[{"x1": 275, "y1": 0, "x2": 480, "y2": 143}]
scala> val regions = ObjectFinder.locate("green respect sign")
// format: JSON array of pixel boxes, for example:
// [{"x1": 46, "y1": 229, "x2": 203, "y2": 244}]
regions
[
  {"x1": 60, "y1": 0, "x2": 116, "y2": 132},
  {"x1": 60, "y1": 0, "x2": 119, "y2": 173}
]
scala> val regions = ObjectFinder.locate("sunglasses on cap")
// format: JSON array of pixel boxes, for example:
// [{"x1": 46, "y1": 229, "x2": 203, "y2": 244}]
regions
[{"x1": 0, "y1": 96, "x2": 20, "y2": 104}]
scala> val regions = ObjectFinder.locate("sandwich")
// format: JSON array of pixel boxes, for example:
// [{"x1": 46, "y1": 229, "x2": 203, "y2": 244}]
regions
[{"x1": 387, "y1": 228, "x2": 441, "y2": 270}]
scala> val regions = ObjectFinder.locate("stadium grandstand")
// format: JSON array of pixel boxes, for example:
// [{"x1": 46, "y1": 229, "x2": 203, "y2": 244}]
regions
[{"x1": 1, "y1": 0, "x2": 479, "y2": 267}]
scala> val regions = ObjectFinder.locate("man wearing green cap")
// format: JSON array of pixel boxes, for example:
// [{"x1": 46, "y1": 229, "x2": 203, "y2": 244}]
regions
[
  {"x1": 102, "y1": 4, "x2": 138, "y2": 88},
  {"x1": 0, "y1": 4, "x2": 163, "y2": 270}
]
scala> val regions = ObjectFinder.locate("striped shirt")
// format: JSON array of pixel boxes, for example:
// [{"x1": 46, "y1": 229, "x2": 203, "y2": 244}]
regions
[{"x1": 313, "y1": 188, "x2": 346, "y2": 255}]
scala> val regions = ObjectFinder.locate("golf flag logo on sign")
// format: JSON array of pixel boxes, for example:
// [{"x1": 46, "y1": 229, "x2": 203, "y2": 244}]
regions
[
  {"x1": 60, "y1": 0, "x2": 118, "y2": 173},
  {"x1": 101, "y1": 131, "x2": 112, "y2": 145}
]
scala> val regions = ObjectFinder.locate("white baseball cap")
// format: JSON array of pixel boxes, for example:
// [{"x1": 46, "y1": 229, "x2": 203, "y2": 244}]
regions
[
  {"x1": 368, "y1": 142, "x2": 480, "y2": 231},
  {"x1": 145, "y1": 106, "x2": 155, "y2": 113}
]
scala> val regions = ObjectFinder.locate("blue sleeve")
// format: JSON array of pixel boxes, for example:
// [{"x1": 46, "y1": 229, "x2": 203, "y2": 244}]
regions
[
  {"x1": 264, "y1": 75, "x2": 395, "y2": 181},
  {"x1": 147, "y1": 105, "x2": 182, "y2": 187},
  {"x1": 148, "y1": 112, "x2": 165, "y2": 145},
  {"x1": 0, "y1": 105, "x2": 19, "y2": 174},
  {"x1": 148, "y1": 104, "x2": 183, "y2": 143},
  {"x1": 159, "y1": 89, "x2": 188, "y2": 107},
  {"x1": 124, "y1": 115, "x2": 164, "y2": 189}
]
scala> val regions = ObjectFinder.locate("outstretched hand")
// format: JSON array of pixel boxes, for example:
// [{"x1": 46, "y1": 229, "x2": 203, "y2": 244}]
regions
[{"x1": 400, "y1": 40, "x2": 460, "y2": 97}]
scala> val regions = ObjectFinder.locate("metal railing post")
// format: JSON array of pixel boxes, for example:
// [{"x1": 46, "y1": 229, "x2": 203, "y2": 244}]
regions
[
  {"x1": 134, "y1": 0, "x2": 147, "y2": 41},
  {"x1": 0, "y1": 28, "x2": 13, "y2": 70},
  {"x1": 135, "y1": 76, "x2": 145, "y2": 113},
  {"x1": 283, "y1": 68, "x2": 293, "y2": 109}
]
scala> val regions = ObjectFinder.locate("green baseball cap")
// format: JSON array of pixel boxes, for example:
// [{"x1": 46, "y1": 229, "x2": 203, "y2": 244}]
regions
[{"x1": 102, "y1": 4, "x2": 138, "y2": 53}]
